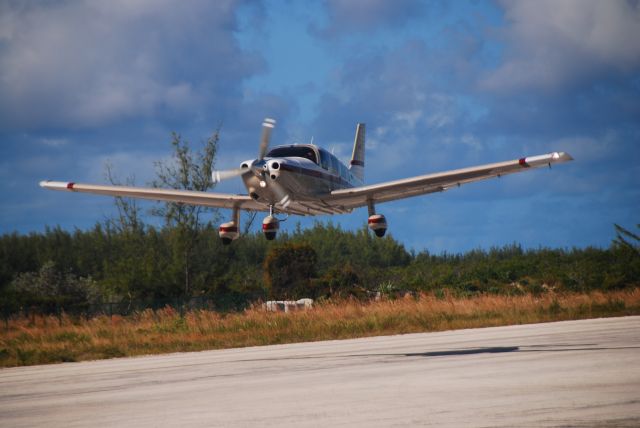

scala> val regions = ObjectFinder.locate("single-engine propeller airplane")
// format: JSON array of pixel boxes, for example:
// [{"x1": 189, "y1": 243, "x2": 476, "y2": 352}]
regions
[{"x1": 41, "y1": 118, "x2": 573, "y2": 244}]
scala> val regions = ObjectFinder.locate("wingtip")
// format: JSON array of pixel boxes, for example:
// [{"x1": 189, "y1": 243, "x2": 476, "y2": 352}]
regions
[
  {"x1": 558, "y1": 152, "x2": 574, "y2": 162},
  {"x1": 263, "y1": 118, "x2": 276, "y2": 128},
  {"x1": 39, "y1": 180, "x2": 75, "y2": 190}
]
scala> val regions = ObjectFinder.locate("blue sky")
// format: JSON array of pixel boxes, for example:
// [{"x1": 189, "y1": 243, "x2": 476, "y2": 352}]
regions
[{"x1": 1, "y1": 0, "x2": 639, "y2": 253}]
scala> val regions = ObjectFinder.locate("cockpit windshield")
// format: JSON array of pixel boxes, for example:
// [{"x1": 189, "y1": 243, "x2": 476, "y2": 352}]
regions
[{"x1": 266, "y1": 146, "x2": 318, "y2": 164}]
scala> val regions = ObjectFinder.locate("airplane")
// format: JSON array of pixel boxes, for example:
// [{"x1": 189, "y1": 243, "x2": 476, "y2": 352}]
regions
[{"x1": 40, "y1": 118, "x2": 573, "y2": 244}]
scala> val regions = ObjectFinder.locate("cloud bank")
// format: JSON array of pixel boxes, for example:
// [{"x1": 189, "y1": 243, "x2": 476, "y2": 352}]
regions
[{"x1": 0, "y1": 0, "x2": 261, "y2": 129}]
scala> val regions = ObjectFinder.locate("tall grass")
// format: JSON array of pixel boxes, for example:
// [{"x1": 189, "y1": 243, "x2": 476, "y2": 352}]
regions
[{"x1": 1, "y1": 289, "x2": 639, "y2": 368}]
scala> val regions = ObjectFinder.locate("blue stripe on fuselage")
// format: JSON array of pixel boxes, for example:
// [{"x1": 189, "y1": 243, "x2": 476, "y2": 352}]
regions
[{"x1": 278, "y1": 162, "x2": 354, "y2": 189}]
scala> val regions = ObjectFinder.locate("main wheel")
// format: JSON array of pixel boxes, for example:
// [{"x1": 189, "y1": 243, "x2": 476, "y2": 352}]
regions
[{"x1": 374, "y1": 229, "x2": 386, "y2": 237}]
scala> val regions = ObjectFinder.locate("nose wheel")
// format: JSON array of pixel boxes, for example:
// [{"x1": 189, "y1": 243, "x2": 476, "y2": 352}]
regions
[
  {"x1": 262, "y1": 205, "x2": 288, "y2": 240},
  {"x1": 262, "y1": 215, "x2": 279, "y2": 240}
]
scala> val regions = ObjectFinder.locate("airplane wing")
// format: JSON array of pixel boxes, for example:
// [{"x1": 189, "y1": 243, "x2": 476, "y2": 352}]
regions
[
  {"x1": 39, "y1": 181, "x2": 267, "y2": 211},
  {"x1": 40, "y1": 151, "x2": 572, "y2": 216},
  {"x1": 38, "y1": 181, "x2": 339, "y2": 216},
  {"x1": 324, "y1": 152, "x2": 573, "y2": 210}
]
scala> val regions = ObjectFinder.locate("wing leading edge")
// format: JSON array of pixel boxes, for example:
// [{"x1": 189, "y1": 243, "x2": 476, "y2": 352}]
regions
[
  {"x1": 38, "y1": 181, "x2": 337, "y2": 216},
  {"x1": 39, "y1": 181, "x2": 266, "y2": 211},
  {"x1": 324, "y1": 152, "x2": 573, "y2": 210}
]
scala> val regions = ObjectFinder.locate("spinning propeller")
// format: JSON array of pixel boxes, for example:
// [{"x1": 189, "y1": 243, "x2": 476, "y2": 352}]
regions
[{"x1": 211, "y1": 118, "x2": 290, "y2": 208}]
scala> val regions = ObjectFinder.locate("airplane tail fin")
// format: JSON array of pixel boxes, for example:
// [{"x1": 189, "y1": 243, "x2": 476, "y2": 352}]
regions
[{"x1": 349, "y1": 123, "x2": 365, "y2": 183}]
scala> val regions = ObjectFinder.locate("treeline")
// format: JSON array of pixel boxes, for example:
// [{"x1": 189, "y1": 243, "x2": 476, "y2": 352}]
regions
[
  {"x1": 1, "y1": 221, "x2": 638, "y2": 312},
  {"x1": 2, "y1": 130, "x2": 638, "y2": 312}
]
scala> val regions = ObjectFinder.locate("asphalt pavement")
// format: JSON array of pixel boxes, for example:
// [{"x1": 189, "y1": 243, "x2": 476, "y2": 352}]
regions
[{"x1": 1, "y1": 316, "x2": 639, "y2": 427}]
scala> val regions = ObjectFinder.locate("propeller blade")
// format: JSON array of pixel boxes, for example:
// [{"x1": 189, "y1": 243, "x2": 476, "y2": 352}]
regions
[
  {"x1": 258, "y1": 118, "x2": 276, "y2": 160},
  {"x1": 212, "y1": 168, "x2": 247, "y2": 184},
  {"x1": 212, "y1": 118, "x2": 276, "y2": 184}
]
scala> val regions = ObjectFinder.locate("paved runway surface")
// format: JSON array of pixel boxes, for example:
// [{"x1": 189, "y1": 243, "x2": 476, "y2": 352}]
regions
[{"x1": 1, "y1": 316, "x2": 639, "y2": 427}]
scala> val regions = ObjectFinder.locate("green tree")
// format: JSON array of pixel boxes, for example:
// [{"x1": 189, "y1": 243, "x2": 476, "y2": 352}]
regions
[
  {"x1": 263, "y1": 243, "x2": 317, "y2": 299},
  {"x1": 613, "y1": 223, "x2": 640, "y2": 254},
  {"x1": 610, "y1": 223, "x2": 640, "y2": 289},
  {"x1": 8, "y1": 261, "x2": 102, "y2": 308},
  {"x1": 100, "y1": 163, "x2": 151, "y2": 299},
  {"x1": 104, "y1": 162, "x2": 144, "y2": 235},
  {"x1": 152, "y1": 130, "x2": 220, "y2": 295},
  {"x1": 317, "y1": 263, "x2": 363, "y2": 298}
]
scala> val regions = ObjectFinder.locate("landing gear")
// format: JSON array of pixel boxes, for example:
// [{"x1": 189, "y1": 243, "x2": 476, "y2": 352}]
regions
[
  {"x1": 367, "y1": 200, "x2": 387, "y2": 237},
  {"x1": 219, "y1": 206, "x2": 240, "y2": 245},
  {"x1": 221, "y1": 205, "x2": 287, "y2": 244},
  {"x1": 262, "y1": 205, "x2": 280, "y2": 240}
]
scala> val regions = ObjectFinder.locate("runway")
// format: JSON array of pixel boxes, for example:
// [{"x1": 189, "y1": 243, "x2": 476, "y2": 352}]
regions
[{"x1": 1, "y1": 316, "x2": 639, "y2": 427}]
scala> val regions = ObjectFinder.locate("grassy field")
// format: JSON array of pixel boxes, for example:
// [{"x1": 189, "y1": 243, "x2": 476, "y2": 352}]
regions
[{"x1": 1, "y1": 289, "x2": 639, "y2": 368}]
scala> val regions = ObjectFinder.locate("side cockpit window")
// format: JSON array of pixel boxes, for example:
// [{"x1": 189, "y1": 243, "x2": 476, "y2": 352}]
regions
[
  {"x1": 319, "y1": 148, "x2": 349, "y2": 179},
  {"x1": 319, "y1": 149, "x2": 331, "y2": 170},
  {"x1": 339, "y1": 162, "x2": 348, "y2": 180},
  {"x1": 328, "y1": 155, "x2": 339, "y2": 176}
]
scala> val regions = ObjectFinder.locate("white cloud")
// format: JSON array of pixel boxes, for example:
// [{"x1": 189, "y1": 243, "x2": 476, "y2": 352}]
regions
[
  {"x1": 460, "y1": 133, "x2": 482, "y2": 151},
  {"x1": 394, "y1": 110, "x2": 423, "y2": 129},
  {"x1": 0, "y1": 0, "x2": 259, "y2": 130},
  {"x1": 482, "y1": 0, "x2": 640, "y2": 92}
]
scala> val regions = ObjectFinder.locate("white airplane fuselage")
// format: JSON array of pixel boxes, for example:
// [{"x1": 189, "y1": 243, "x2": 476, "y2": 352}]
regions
[{"x1": 241, "y1": 144, "x2": 360, "y2": 205}]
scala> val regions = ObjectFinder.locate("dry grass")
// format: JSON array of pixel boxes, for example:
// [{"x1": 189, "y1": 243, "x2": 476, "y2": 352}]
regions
[{"x1": 1, "y1": 289, "x2": 639, "y2": 368}]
